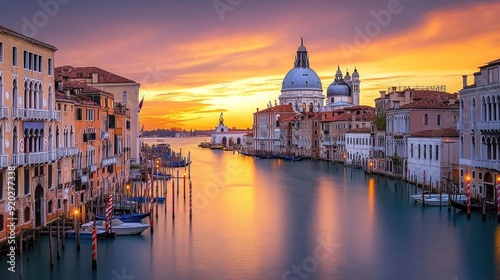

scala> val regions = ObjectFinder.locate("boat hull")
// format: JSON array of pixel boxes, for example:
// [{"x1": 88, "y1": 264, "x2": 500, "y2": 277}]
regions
[
  {"x1": 65, "y1": 229, "x2": 111, "y2": 239},
  {"x1": 96, "y1": 212, "x2": 150, "y2": 222},
  {"x1": 82, "y1": 220, "x2": 150, "y2": 235},
  {"x1": 449, "y1": 196, "x2": 496, "y2": 212}
]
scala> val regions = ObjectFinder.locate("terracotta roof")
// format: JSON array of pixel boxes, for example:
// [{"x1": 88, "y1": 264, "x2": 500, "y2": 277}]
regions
[
  {"x1": 280, "y1": 115, "x2": 296, "y2": 121},
  {"x1": 346, "y1": 127, "x2": 371, "y2": 133},
  {"x1": 399, "y1": 97, "x2": 458, "y2": 110},
  {"x1": 344, "y1": 105, "x2": 374, "y2": 111},
  {"x1": 55, "y1": 90, "x2": 74, "y2": 102},
  {"x1": 410, "y1": 126, "x2": 459, "y2": 138},
  {"x1": 321, "y1": 113, "x2": 352, "y2": 122},
  {"x1": 55, "y1": 65, "x2": 136, "y2": 83},
  {"x1": 354, "y1": 111, "x2": 374, "y2": 121},
  {"x1": 63, "y1": 81, "x2": 113, "y2": 97},
  {"x1": 255, "y1": 104, "x2": 294, "y2": 113}
]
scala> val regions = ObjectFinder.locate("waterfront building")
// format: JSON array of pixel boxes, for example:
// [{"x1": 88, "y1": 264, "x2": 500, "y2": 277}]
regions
[
  {"x1": 345, "y1": 127, "x2": 372, "y2": 167},
  {"x1": 377, "y1": 87, "x2": 458, "y2": 178},
  {"x1": 407, "y1": 127, "x2": 459, "y2": 189},
  {"x1": 0, "y1": 25, "x2": 60, "y2": 241},
  {"x1": 372, "y1": 86, "x2": 449, "y2": 174},
  {"x1": 279, "y1": 112, "x2": 322, "y2": 158},
  {"x1": 210, "y1": 113, "x2": 247, "y2": 147},
  {"x1": 320, "y1": 106, "x2": 374, "y2": 162},
  {"x1": 55, "y1": 66, "x2": 138, "y2": 175},
  {"x1": 459, "y1": 59, "x2": 500, "y2": 201},
  {"x1": 253, "y1": 104, "x2": 296, "y2": 153},
  {"x1": 54, "y1": 89, "x2": 79, "y2": 217}
]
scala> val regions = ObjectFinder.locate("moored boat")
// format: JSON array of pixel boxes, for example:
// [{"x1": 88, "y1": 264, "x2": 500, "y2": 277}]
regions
[
  {"x1": 96, "y1": 212, "x2": 150, "y2": 222},
  {"x1": 449, "y1": 196, "x2": 496, "y2": 212},
  {"x1": 65, "y1": 228, "x2": 113, "y2": 239},
  {"x1": 81, "y1": 219, "x2": 150, "y2": 235},
  {"x1": 424, "y1": 195, "x2": 467, "y2": 206}
]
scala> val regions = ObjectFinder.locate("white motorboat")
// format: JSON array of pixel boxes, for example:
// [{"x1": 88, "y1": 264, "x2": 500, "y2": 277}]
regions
[
  {"x1": 425, "y1": 195, "x2": 467, "y2": 206},
  {"x1": 81, "y1": 219, "x2": 149, "y2": 235},
  {"x1": 411, "y1": 193, "x2": 448, "y2": 202}
]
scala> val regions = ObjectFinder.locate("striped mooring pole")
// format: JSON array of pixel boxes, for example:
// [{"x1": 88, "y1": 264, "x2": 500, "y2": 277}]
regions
[{"x1": 92, "y1": 225, "x2": 97, "y2": 270}]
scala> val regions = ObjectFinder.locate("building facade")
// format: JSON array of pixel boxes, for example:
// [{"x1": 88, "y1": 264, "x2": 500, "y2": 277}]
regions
[
  {"x1": 407, "y1": 127, "x2": 459, "y2": 189},
  {"x1": 459, "y1": 59, "x2": 500, "y2": 202},
  {"x1": 0, "y1": 25, "x2": 60, "y2": 240}
]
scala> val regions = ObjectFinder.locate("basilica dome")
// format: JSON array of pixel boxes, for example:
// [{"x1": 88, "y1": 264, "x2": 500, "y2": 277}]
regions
[
  {"x1": 281, "y1": 39, "x2": 322, "y2": 92},
  {"x1": 282, "y1": 67, "x2": 322, "y2": 91},
  {"x1": 327, "y1": 80, "x2": 351, "y2": 96}
]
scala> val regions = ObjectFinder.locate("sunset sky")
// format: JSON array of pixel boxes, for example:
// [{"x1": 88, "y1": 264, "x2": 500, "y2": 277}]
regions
[{"x1": 2, "y1": 0, "x2": 500, "y2": 130}]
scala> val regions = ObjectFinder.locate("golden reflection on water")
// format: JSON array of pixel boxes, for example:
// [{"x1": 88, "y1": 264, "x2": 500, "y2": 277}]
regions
[{"x1": 495, "y1": 226, "x2": 500, "y2": 269}]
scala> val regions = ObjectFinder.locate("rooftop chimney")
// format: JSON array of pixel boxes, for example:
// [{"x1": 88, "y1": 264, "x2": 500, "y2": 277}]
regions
[
  {"x1": 462, "y1": 75, "x2": 467, "y2": 88},
  {"x1": 379, "y1": 90, "x2": 386, "y2": 99},
  {"x1": 92, "y1": 72, "x2": 98, "y2": 84},
  {"x1": 392, "y1": 86, "x2": 397, "y2": 94}
]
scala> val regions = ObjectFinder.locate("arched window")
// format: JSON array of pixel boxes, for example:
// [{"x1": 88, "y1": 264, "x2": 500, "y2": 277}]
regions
[
  {"x1": 471, "y1": 98, "x2": 476, "y2": 123},
  {"x1": 424, "y1": 114, "x2": 428, "y2": 125},
  {"x1": 437, "y1": 115, "x2": 441, "y2": 126},
  {"x1": 122, "y1": 91, "x2": 127, "y2": 103},
  {"x1": 48, "y1": 200, "x2": 53, "y2": 214},
  {"x1": 12, "y1": 78, "x2": 18, "y2": 109},
  {"x1": 24, "y1": 206, "x2": 30, "y2": 223}
]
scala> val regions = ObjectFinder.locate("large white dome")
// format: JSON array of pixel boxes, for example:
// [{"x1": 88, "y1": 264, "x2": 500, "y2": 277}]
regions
[{"x1": 282, "y1": 67, "x2": 322, "y2": 91}]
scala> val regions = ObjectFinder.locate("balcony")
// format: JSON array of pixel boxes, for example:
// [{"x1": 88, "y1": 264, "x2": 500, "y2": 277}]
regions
[
  {"x1": 469, "y1": 159, "x2": 500, "y2": 170},
  {"x1": 67, "y1": 147, "x2": 79, "y2": 156},
  {"x1": 0, "y1": 107, "x2": 8, "y2": 119},
  {"x1": 51, "y1": 110, "x2": 61, "y2": 120},
  {"x1": 88, "y1": 164, "x2": 98, "y2": 173},
  {"x1": 0, "y1": 155, "x2": 8, "y2": 167},
  {"x1": 12, "y1": 108, "x2": 56, "y2": 121},
  {"x1": 57, "y1": 147, "x2": 79, "y2": 158},
  {"x1": 102, "y1": 157, "x2": 116, "y2": 167},
  {"x1": 26, "y1": 152, "x2": 50, "y2": 164},
  {"x1": 12, "y1": 108, "x2": 25, "y2": 119},
  {"x1": 101, "y1": 131, "x2": 109, "y2": 139},
  {"x1": 472, "y1": 121, "x2": 500, "y2": 132},
  {"x1": 12, "y1": 151, "x2": 57, "y2": 165}
]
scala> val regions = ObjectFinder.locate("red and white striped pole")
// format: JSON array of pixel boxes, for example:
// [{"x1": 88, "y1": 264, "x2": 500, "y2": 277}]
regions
[
  {"x1": 466, "y1": 176, "x2": 471, "y2": 219},
  {"x1": 189, "y1": 181, "x2": 192, "y2": 220},
  {"x1": 105, "y1": 195, "x2": 113, "y2": 237},
  {"x1": 497, "y1": 176, "x2": 500, "y2": 222},
  {"x1": 91, "y1": 225, "x2": 97, "y2": 270}
]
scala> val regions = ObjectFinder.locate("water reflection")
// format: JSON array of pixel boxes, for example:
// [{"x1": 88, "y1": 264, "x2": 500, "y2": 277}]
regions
[{"x1": 2, "y1": 137, "x2": 498, "y2": 280}]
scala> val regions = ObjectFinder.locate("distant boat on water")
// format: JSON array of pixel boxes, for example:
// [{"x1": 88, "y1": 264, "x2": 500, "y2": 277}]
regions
[{"x1": 168, "y1": 159, "x2": 192, "y2": 167}]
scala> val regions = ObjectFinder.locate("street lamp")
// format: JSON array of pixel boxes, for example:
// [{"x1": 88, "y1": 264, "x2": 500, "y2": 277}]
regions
[{"x1": 74, "y1": 209, "x2": 80, "y2": 251}]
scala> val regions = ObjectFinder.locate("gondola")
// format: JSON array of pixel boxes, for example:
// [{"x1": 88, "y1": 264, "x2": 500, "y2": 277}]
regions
[{"x1": 449, "y1": 195, "x2": 496, "y2": 212}]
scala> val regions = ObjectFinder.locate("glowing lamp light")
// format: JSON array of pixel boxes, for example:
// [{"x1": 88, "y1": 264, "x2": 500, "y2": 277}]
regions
[
  {"x1": 466, "y1": 176, "x2": 471, "y2": 182},
  {"x1": 74, "y1": 210, "x2": 79, "y2": 215}
]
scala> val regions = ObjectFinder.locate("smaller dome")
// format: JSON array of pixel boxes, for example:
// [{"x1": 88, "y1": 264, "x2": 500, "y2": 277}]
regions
[
  {"x1": 352, "y1": 68, "x2": 359, "y2": 78},
  {"x1": 327, "y1": 80, "x2": 351, "y2": 96},
  {"x1": 344, "y1": 71, "x2": 351, "y2": 81},
  {"x1": 298, "y1": 45, "x2": 307, "y2": 52}
]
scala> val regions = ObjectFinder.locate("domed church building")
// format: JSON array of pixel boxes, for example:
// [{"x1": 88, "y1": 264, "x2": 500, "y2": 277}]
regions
[
  {"x1": 278, "y1": 38, "x2": 325, "y2": 113},
  {"x1": 325, "y1": 66, "x2": 361, "y2": 110}
]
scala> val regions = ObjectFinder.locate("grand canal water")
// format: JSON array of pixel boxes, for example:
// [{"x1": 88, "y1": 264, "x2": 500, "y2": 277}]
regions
[{"x1": 2, "y1": 137, "x2": 500, "y2": 280}]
